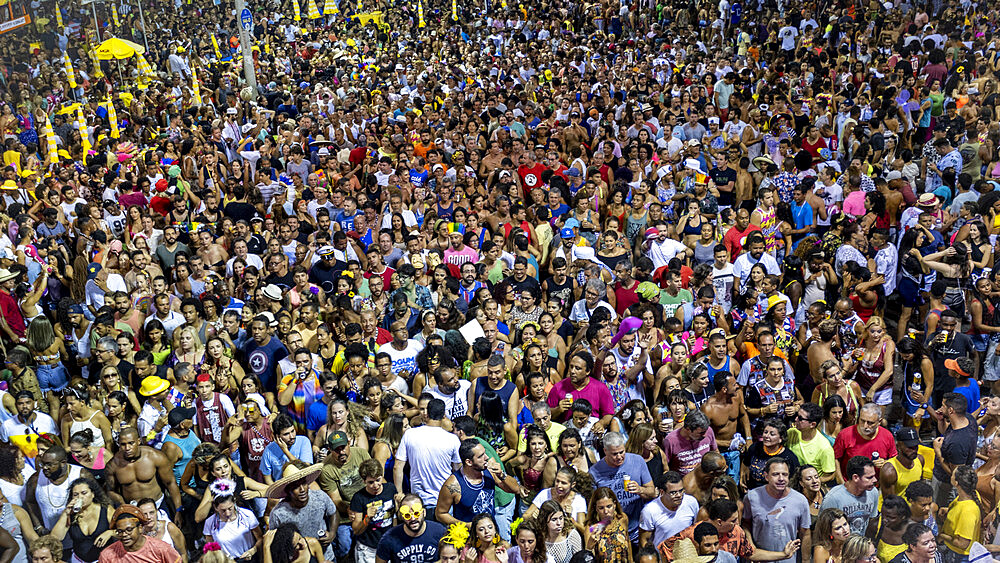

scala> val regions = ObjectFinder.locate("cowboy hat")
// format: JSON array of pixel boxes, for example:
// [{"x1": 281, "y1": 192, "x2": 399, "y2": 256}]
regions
[
  {"x1": 138, "y1": 376, "x2": 170, "y2": 397},
  {"x1": 309, "y1": 135, "x2": 333, "y2": 148},
  {"x1": 752, "y1": 155, "x2": 777, "y2": 170},
  {"x1": 673, "y1": 539, "x2": 714, "y2": 563},
  {"x1": 0, "y1": 269, "x2": 16, "y2": 283},
  {"x1": 265, "y1": 463, "x2": 324, "y2": 499}
]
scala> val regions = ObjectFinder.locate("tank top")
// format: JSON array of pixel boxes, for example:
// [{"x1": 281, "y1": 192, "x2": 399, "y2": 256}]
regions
[
  {"x1": 857, "y1": 341, "x2": 887, "y2": 392},
  {"x1": 69, "y1": 504, "x2": 110, "y2": 563},
  {"x1": 885, "y1": 456, "x2": 923, "y2": 497},
  {"x1": 37, "y1": 465, "x2": 82, "y2": 528},
  {"x1": 240, "y1": 420, "x2": 275, "y2": 482},
  {"x1": 756, "y1": 206, "x2": 779, "y2": 253},
  {"x1": 151, "y1": 521, "x2": 176, "y2": 549},
  {"x1": 162, "y1": 431, "x2": 202, "y2": 485},
  {"x1": 473, "y1": 380, "x2": 516, "y2": 415},
  {"x1": 452, "y1": 470, "x2": 496, "y2": 523},
  {"x1": 1, "y1": 503, "x2": 26, "y2": 563},
  {"x1": 70, "y1": 411, "x2": 105, "y2": 449},
  {"x1": 705, "y1": 356, "x2": 732, "y2": 379}
]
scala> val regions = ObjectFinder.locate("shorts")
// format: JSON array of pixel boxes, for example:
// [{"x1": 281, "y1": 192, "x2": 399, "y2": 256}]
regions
[
  {"x1": 36, "y1": 363, "x2": 69, "y2": 394},
  {"x1": 898, "y1": 277, "x2": 924, "y2": 308},
  {"x1": 869, "y1": 386, "x2": 893, "y2": 406}
]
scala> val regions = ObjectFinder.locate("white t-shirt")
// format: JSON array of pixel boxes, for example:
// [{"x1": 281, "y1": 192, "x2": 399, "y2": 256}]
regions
[
  {"x1": 427, "y1": 380, "x2": 472, "y2": 420},
  {"x1": 396, "y1": 425, "x2": 461, "y2": 506},
  {"x1": 204, "y1": 507, "x2": 259, "y2": 558},
  {"x1": 1, "y1": 413, "x2": 59, "y2": 455},
  {"x1": 639, "y1": 494, "x2": 700, "y2": 547},
  {"x1": 531, "y1": 489, "x2": 588, "y2": 516},
  {"x1": 378, "y1": 340, "x2": 424, "y2": 377},
  {"x1": 778, "y1": 26, "x2": 798, "y2": 50}
]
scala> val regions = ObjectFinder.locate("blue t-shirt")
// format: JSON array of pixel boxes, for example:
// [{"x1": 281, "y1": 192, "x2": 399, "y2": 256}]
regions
[
  {"x1": 953, "y1": 379, "x2": 981, "y2": 414},
  {"x1": 241, "y1": 336, "x2": 288, "y2": 392},
  {"x1": 588, "y1": 453, "x2": 652, "y2": 540},
  {"x1": 259, "y1": 435, "x2": 314, "y2": 480},
  {"x1": 548, "y1": 203, "x2": 570, "y2": 219},
  {"x1": 409, "y1": 168, "x2": 429, "y2": 188},
  {"x1": 306, "y1": 399, "x2": 328, "y2": 432},
  {"x1": 337, "y1": 210, "x2": 359, "y2": 232},
  {"x1": 375, "y1": 521, "x2": 445, "y2": 563},
  {"x1": 790, "y1": 201, "x2": 813, "y2": 250}
]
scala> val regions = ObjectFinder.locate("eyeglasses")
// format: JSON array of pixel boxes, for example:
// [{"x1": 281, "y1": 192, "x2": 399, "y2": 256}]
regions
[{"x1": 398, "y1": 506, "x2": 424, "y2": 521}]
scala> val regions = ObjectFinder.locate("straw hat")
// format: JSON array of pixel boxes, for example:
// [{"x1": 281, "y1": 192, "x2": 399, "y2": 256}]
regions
[
  {"x1": 0, "y1": 269, "x2": 16, "y2": 283},
  {"x1": 265, "y1": 463, "x2": 324, "y2": 500},
  {"x1": 672, "y1": 539, "x2": 714, "y2": 563}
]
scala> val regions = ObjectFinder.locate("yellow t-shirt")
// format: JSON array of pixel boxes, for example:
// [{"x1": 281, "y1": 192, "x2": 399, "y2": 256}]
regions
[{"x1": 942, "y1": 498, "x2": 981, "y2": 555}]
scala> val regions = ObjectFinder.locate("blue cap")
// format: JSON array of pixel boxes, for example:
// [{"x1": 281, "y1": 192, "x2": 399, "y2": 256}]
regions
[
  {"x1": 560, "y1": 227, "x2": 574, "y2": 239},
  {"x1": 87, "y1": 263, "x2": 102, "y2": 280}
]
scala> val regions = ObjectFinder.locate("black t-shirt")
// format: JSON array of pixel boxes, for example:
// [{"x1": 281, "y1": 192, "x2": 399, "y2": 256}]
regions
[
  {"x1": 710, "y1": 166, "x2": 738, "y2": 206},
  {"x1": 508, "y1": 274, "x2": 542, "y2": 298},
  {"x1": 223, "y1": 201, "x2": 258, "y2": 223},
  {"x1": 265, "y1": 272, "x2": 295, "y2": 290},
  {"x1": 376, "y1": 521, "x2": 445, "y2": 563},
  {"x1": 926, "y1": 331, "x2": 976, "y2": 393},
  {"x1": 932, "y1": 415, "x2": 978, "y2": 481},
  {"x1": 349, "y1": 482, "x2": 397, "y2": 548}
]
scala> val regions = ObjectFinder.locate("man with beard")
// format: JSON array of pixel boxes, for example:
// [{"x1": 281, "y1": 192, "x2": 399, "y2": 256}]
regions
[
  {"x1": 268, "y1": 464, "x2": 339, "y2": 559},
  {"x1": 456, "y1": 262, "x2": 483, "y2": 305},
  {"x1": 99, "y1": 505, "x2": 181, "y2": 563},
  {"x1": 260, "y1": 414, "x2": 314, "y2": 484},
  {"x1": 226, "y1": 239, "x2": 264, "y2": 277},
  {"x1": 106, "y1": 427, "x2": 183, "y2": 516},
  {"x1": 435, "y1": 439, "x2": 523, "y2": 525},
  {"x1": 832, "y1": 402, "x2": 898, "y2": 482},
  {"x1": 241, "y1": 315, "x2": 288, "y2": 391},
  {"x1": 376, "y1": 495, "x2": 446, "y2": 563},
  {"x1": 25, "y1": 445, "x2": 90, "y2": 533},
  {"x1": 732, "y1": 232, "x2": 780, "y2": 293},
  {"x1": 427, "y1": 367, "x2": 471, "y2": 420},
  {"x1": 743, "y1": 459, "x2": 811, "y2": 563},
  {"x1": 153, "y1": 225, "x2": 189, "y2": 271},
  {"x1": 310, "y1": 246, "x2": 342, "y2": 296},
  {"x1": 0, "y1": 390, "x2": 57, "y2": 464},
  {"x1": 880, "y1": 428, "x2": 927, "y2": 499}
]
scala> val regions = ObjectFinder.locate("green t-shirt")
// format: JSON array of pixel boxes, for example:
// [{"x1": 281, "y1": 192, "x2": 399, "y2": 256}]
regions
[
  {"x1": 787, "y1": 428, "x2": 837, "y2": 478},
  {"x1": 317, "y1": 446, "x2": 372, "y2": 514},
  {"x1": 659, "y1": 288, "x2": 693, "y2": 317}
]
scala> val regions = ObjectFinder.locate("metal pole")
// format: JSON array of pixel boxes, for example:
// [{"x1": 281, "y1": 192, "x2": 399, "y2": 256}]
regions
[
  {"x1": 91, "y1": 0, "x2": 101, "y2": 41},
  {"x1": 136, "y1": 0, "x2": 149, "y2": 52},
  {"x1": 234, "y1": 0, "x2": 258, "y2": 101}
]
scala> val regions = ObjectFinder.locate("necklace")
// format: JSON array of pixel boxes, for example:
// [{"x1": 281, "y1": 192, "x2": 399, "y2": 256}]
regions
[{"x1": 762, "y1": 443, "x2": 784, "y2": 456}]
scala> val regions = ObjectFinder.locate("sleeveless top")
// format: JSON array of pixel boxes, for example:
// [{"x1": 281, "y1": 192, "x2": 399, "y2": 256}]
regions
[
  {"x1": 756, "y1": 206, "x2": 779, "y2": 253},
  {"x1": 70, "y1": 411, "x2": 105, "y2": 449},
  {"x1": 162, "y1": 431, "x2": 201, "y2": 485},
  {"x1": 240, "y1": 420, "x2": 275, "y2": 482},
  {"x1": 885, "y1": 456, "x2": 923, "y2": 497},
  {"x1": 857, "y1": 341, "x2": 888, "y2": 392},
  {"x1": 1, "y1": 502, "x2": 26, "y2": 563},
  {"x1": 69, "y1": 505, "x2": 110, "y2": 563},
  {"x1": 705, "y1": 356, "x2": 732, "y2": 379},
  {"x1": 902, "y1": 359, "x2": 930, "y2": 416},
  {"x1": 37, "y1": 465, "x2": 83, "y2": 528},
  {"x1": 452, "y1": 470, "x2": 496, "y2": 523},
  {"x1": 152, "y1": 520, "x2": 176, "y2": 549}
]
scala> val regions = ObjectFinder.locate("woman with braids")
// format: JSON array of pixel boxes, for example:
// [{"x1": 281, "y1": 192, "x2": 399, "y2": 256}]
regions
[
  {"x1": 50, "y1": 477, "x2": 116, "y2": 563},
  {"x1": 263, "y1": 523, "x2": 324, "y2": 563},
  {"x1": 938, "y1": 465, "x2": 982, "y2": 562}
]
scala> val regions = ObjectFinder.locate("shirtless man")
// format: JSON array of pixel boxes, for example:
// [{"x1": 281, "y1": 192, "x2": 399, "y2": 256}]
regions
[
  {"x1": 701, "y1": 370, "x2": 750, "y2": 483},
  {"x1": 807, "y1": 318, "x2": 839, "y2": 384},
  {"x1": 106, "y1": 427, "x2": 183, "y2": 521},
  {"x1": 682, "y1": 451, "x2": 728, "y2": 505}
]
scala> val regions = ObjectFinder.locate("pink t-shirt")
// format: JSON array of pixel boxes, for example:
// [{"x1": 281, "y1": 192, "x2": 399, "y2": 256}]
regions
[
  {"x1": 99, "y1": 536, "x2": 180, "y2": 563},
  {"x1": 547, "y1": 377, "x2": 616, "y2": 422},
  {"x1": 663, "y1": 426, "x2": 718, "y2": 475},
  {"x1": 443, "y1": 246, "x2": 480, "y2": 266},
  {"x1": 842, "y1": 190, "x2": 867, "y2": 218}
]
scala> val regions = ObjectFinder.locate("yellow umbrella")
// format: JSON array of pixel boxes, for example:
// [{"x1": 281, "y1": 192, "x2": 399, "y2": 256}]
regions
[
  {"x1": 452, "y1": 0, "x2": 457, "y2": 20},
  {"x1": 56, "y1": 102, "x2": 82, "y2": 116},
  {"x1": 94, "y1": 37, "x2": 145, "y2": 60},
  {"x1": 307, "y1": 0, "x2": 320, "y2": 19},
  {"x1": 107, "y1": 95, "x2": 120, "y2": 139},
  {"x1": 62, "y1": 51, "x2": 76, "y2": 89},
  {"x1": 417, "y1": 0, "x2": 424, "y2": 27},
  {"x1": 44, "y1": 114, "x2": 58, "y2": 167},
  {"x1": 191, "y1": 65, "x2": 202, "y2": 106},
  {"x1": 136, "y1": 53, "x2": 154, "y2": 89},
  {"x1": 88, "y1": 46, "x2": 104, "y2": 79}
]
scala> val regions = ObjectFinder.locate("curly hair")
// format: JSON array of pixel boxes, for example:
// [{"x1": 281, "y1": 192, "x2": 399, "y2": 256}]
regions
[
  {"x1": 30, "y1": 536, "x2": 63, "y2": 561},
  {"x1": 0, "y1": 443, "x2": 21, "y2": 479}
]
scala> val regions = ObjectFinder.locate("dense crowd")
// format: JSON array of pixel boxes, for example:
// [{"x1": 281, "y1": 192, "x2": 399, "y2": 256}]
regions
[{"x1": 0, "y1": 0, "x2": 999, "y2": 563}]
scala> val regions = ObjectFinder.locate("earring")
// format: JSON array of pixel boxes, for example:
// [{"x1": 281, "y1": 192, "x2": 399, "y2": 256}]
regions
[{"x1": 493, "y1": 535, "x2": 500, "y2": 545}]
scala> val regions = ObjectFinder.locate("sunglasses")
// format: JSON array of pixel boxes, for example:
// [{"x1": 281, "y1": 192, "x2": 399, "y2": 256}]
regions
[{"x1": 399, "y1": 506, "x2": 424, "y2": 521}]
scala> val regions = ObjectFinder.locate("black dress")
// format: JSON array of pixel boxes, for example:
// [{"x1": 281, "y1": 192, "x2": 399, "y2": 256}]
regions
[{"x1": 68, "y1": 506, "x2": 110, "y2": 563}]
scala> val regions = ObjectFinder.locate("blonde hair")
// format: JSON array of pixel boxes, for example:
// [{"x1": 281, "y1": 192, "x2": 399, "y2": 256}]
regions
[
  {"x1": 863, "y1": 316, "x2": 888, "y2": 342},
  {"x1": 841, "y1": 534, "x2": 875, "y2": 563}
]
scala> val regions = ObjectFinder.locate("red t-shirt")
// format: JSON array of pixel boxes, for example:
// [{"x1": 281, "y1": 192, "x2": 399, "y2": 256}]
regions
[
  {"x1": 517, "y1": 163, "x2": 546, "y2": 192},
  {"x1": 832, "y1": 425, "x2": 898, "y2": 476},
  {"x1": 723, "y1": 224, "x2": 761, "y2": 258},
  {"x1": 613, "y1": 279, "x2": 639, "y2": 316},
  {"x1": 99, "y1": 537, "x2": 180, "y2": 563}
]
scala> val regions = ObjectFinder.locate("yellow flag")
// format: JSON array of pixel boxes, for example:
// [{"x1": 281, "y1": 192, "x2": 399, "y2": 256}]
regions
[
  {"x1": 55, "y1": 2, "x2": 63, "y2": 28},
  {"x1": 62, "y1": 51, "x2": 76, "y2": 89},
  {"x1": 417, "y1": 0, "x2": 424, "y2": 27},
  {"x1": 191, "y1": 65, "x2": 202, "y2": 105},
  {"x1": 107, "y1": 95, "x2": 120, "y2": 139},
  {"x1": 452, "y1": 0, "x2": 457, "y2": 20},
  {"x1": 307, "y1": 0, "x2": 320, "y2": 19},
  {"x1": 76, "y1": 107, "x2": 89, "y2": 164},
  {"x1": 211, "y1": 34, "x2": 223, "y2": 59},
  {"x1": 292, "y1": 0, "x2": 301, "y2": 20},
  {"x1": 323, "y1": 0, "x2": 334, "y2": 15},
  {"x1": 88, "y1": 46, "x2": 104, "y2": 79},
  {"x1": 111, "y1": 3, "x2": 120, "y2": 26},
  {"x1": 44, "y1": 114, "x2": 58, "y2": 167}
]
